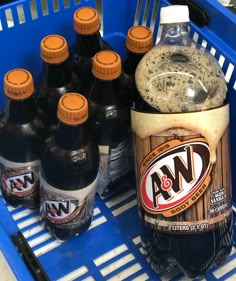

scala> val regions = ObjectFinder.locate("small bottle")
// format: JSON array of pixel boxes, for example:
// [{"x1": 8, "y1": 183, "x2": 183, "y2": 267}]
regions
[
  {"x1": 89, "y1": 50, "x2": 134, "y2": 197},
  {"x1": 71, "y1": 6, "x2": 112, "y2": 95},
  {"x1": 40, "y1": 93, "x2": 100, "y2": 241},
  {"x1": 0, "y1": 69, "x2": 45, "y2": 209},
  {"x1": 123, "y1": 25, "x2": 154, "y2": 109},
  {"x1": 36, "y1": 34, "x2": 81, "y2": 134}
]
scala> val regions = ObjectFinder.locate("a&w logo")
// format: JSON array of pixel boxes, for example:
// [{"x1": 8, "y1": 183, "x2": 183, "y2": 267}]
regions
[
  {"x1": 140, "y1": 138, "x2": 211, "y2": 217},
  {"x1": 2, "y1": 170, "x2": 36, "y2": 196},
  {"x1": 42, "y1": 199, "x2": 79, "y2": 224}
]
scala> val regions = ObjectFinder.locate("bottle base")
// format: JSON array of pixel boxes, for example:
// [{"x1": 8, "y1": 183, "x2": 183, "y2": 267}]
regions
[
  {"x1": 99, "y1": 171, "x2": 136, "y2": 198},
  {"x1": 141, "y1": 217, "x2": 233, "y2": 279},
  {"x1": 43, "y1": 216, "x2": 93, "y2": 241},
  {"x1": 0, "y1": 188, "x2": 40, "y2": 209}
]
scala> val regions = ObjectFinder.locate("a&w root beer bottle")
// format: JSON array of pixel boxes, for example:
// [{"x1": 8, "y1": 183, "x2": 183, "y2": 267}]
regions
[
  {"x1": 40, "y1": 93, "x2": 99, "y2": 240},
  {"x1": 132, "y1": 5, "x2": 233, "y2": 278},
  {"x1": 0, "y1": 69, "x2": 45, "y2": 208}
]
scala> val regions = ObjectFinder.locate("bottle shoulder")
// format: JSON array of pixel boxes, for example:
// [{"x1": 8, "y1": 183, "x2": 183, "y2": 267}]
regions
[
  {"x1": 135, "y1": 45, "x2": 227, "y2": 113},
  {"x1": 0, "y1": 118, "x2": 45, "y2": 162},
  {"x1": 40, "y1": 136, "x2": 100, "y2": 190}
]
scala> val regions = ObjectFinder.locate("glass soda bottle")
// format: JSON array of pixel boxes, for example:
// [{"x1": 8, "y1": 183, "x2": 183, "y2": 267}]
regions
[
  {"x1": 40, "y1": 93, "x2": 99, "y2": 241},
  {"x1": 123, "y1": 25, "x2": 154, "y2": 109},
  {"x1": 132, "y1": 5, "x2": 233, "y2": 278},
  {"x1": 0, "y1": 69, "x2": 46, "y2": 209},
  {"x1": 71, "y1": 6, "x2": 112, "y2": 96},
  {"x1": 89, "y1": 50, "x2": 134, "y2": 197},
  {"x1": 36, "y1": 34, "x2": 81, "y2": 134}
]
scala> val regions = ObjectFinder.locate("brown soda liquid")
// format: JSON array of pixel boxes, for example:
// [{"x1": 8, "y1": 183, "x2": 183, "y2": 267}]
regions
[
  {"x1": 36, "y1": 34, "x2": 81, "y2": 135},
  {"x1": 40, "y1": 94, "x2": 100, "y2": 240},
  {"x1": 71, "y1": 7, "x2": 112, "y2": 96},
  {"x1": 133, "y1": 43, "x2": 233, "y2": 278},
  {"x1": 0, "y1": 69, "x2": 46, "y2": 209},
  {"x1": 89, "y1": 50, "x2": 134, "y2": 197}
]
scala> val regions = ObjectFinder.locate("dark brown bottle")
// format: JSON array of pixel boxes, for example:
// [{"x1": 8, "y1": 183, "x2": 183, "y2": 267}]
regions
[
  {"x1": 36, "y1": 34, "x2": 81, "y2": 134},
  {"x1": 40, "y1": 93, "x2": 100, "y2": 241},
  {"x1": 0, "y1": 69, "x2": 46, "y2": 209},
  {"x1": 89, "y1": 50, "x2": 134, "y2": 197},
  {"x1": 71, "y1": 7, "x2": 112, "y2": 96},
  {"x1": 123, "y1": 25, "x2": 154, "y2": 110}
]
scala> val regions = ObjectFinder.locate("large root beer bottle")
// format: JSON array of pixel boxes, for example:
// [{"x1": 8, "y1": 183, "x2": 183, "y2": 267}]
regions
[
  {"x1": 40, "y1": 93, "x2": 99, "y2": 241},
  {"x1": 0, "y1": 69, "x2": 46, "y2": 209},
  {"x1": 132, "y1": 5, "x2": 233, "y2": 278}
]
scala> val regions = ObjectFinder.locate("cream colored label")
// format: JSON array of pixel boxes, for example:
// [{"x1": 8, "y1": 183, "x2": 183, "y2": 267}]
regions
[
  {"x1": 131, "y1": 105, "x2": 231, "y2": 233},
  {"x1": 40, "y1": 174, "x2": 97, "y2": 225},
  {"x1": 131, "y1": 104, "x2": 229, "y2": 163}
]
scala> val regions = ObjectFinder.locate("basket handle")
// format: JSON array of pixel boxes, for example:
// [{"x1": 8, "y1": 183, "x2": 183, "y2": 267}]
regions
[{"x1": 168, "y1": 0, "x2": 209, "y2": 27}]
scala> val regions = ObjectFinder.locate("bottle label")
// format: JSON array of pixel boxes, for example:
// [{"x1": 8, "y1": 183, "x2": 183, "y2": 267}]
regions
[
  {"x1": 0, "y1": 157, "x2": 40, "y2": 198},
  {"x1": 40, "y1": 175, "x2": 97, "y2": 227},
  {"x1": 131, "y1": 104, "x2": 232, "y2": 233},
  {"x1": 97, "y1": 138, "x2": 132, "y2": 194}
]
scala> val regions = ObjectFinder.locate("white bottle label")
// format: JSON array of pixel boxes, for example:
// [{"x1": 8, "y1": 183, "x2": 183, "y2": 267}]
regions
[
  {"x1": 0, "y1": 157, "x2": 40, "y2": 198},
  {"x1": 96, "y1": 138, "x2": 132, "y2": 194},
  {"x1": 40, "y1": 174, "x2": 97, "y2": 226}
]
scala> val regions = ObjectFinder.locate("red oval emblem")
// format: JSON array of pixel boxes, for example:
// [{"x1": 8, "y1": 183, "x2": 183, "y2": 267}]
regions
[{"x1": 140, "y1": 138, "x2": 211, "y2": 217}]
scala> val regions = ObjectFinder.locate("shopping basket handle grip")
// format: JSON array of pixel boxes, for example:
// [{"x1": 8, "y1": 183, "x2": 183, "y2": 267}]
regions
[
  {"x1": 168, "y1": 0, "x2": 209, "y2": 27},
  {"x1": 12, "y1": 231, "x2": 50, "y2": 281}
]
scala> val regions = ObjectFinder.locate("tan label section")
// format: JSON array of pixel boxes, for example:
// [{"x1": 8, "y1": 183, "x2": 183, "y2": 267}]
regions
[
  {"x1": 132, "y1": 106, "x2": 231, "y2": 233},
  {"x1": 131, "y1": 104, "x2": 229, "y2": 163}
]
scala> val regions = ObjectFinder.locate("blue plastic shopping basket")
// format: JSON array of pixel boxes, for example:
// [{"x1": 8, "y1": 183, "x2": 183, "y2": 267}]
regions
[{"x1": 0, "y1": 0, "x2": 235, "y2": 280}]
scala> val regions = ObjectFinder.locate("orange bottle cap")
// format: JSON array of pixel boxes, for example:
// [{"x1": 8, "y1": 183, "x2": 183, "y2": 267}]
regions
[
  {"x1": 74, "y1": 7, "x2": 101, "y2": 35},
  {"x1": 40, "y1": 34, "x2": 69, "y2": 64},
  {"x1": 4, "y1": 68, "x2": 34, "y2": 100},
  {"x1": 126, "y1": 25, "x2": 153, "y2": 54},
  {"x1": 57, "y1": 93, "x2": 88, "y2": 125},
  {"x1": 92, "y1": 50, "x2": 122, "y2": 80}
]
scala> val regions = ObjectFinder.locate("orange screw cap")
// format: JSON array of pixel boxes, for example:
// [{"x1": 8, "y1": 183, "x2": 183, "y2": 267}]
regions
[
  {"x1": 4, "y1": 68, "x2": 34, "y2": 100},
  {"x1": 40, "y1": 34, "x2": 69, "y2": 64},
  {"x1": 73, "y1": 6, "x2": 101, "y2": 35},
  {"x1": 126, "y1": 25, "x2": 153, "y2": 54},
  {"x1": 57, "y1": 93, "x2": 88, "y2": 125},
  {"x1": 92, "y1": 50, "x2": 122, "y2": 80}
]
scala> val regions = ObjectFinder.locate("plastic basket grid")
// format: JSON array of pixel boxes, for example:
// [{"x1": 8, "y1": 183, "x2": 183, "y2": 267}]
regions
[{"x1": 0, "y1": 0, "x2": 235, "y2": 280}]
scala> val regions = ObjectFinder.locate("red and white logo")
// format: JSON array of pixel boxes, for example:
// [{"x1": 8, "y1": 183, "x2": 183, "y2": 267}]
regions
[
  {"x1": 2, "y1": 170, "x2": 37, "y2": 196},
  {"x1": 42, "y1": 199, "x2": 80, "y2": 224},
  {"x1": 140, "y1": 138, "x2": 211, "y2": 217}
]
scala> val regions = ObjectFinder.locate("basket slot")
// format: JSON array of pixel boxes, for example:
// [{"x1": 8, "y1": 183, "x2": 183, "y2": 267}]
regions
[
  {"x1": 56, "y1": 266, "x2": 93, "y2": 281},
  {"x1": 135, "y1": 0, "x2": 152, "y2": 26},
  {"x1": 145, "y1": 0, "x2": 156, "y2": 27},
  {"x1": 30, "y1": 1, "x2": 39, "y2": 20}
]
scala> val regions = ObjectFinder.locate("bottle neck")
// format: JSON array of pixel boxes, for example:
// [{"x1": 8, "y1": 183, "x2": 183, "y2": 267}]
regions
[
  {"x1": 159, "y1": 22, "x2": 191, "y2": 46},
  {"x1": 91, "y1": 78, "x2": 118, "y2": 106},
  {"x1": 55, "y1": 122, "x2": 88, "y2": 150},
  {"x1": 5, "y1": 96, "x2": 36, "y2": 123},
  {"x1": 76, "y1": 31, "x2": 103, "y2": 57},
  {"x1": 124, "y1": 50, "x2": 145, "y2": 75},
  {"x1": 43, "y1": 61, "x2": 73, "y2": 88}
]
